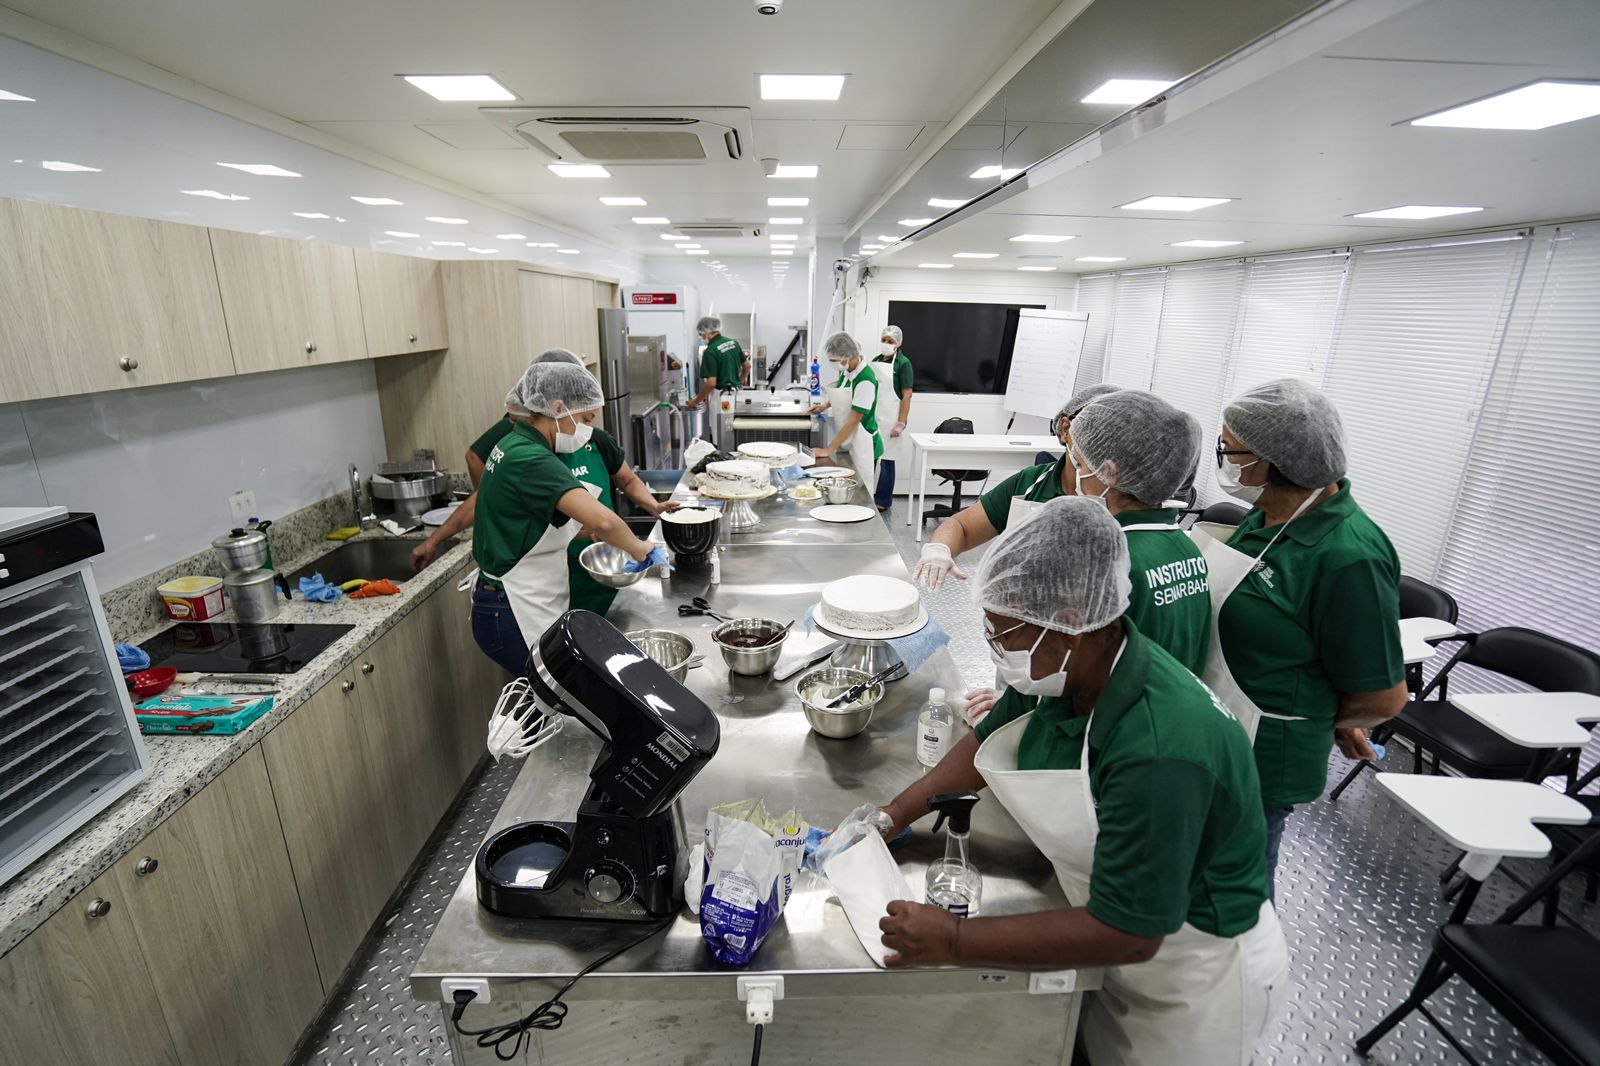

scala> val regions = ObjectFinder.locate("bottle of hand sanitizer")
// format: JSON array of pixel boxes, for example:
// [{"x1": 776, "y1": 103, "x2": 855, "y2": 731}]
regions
[
  {"x1": 925, "y1": 792, "x2": 983, "y2": 917},
  {"x1": 917, "y1": 687, "x2": 953, "y2": 771}
]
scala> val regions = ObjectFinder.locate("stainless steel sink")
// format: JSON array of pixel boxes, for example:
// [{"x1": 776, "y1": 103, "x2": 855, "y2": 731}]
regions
[{"x1": 286, "y1": 537, "x2": 452, "y2": 588}]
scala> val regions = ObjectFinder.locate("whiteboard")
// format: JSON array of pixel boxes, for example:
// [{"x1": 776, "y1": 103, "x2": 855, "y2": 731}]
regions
[{"x1": 1003, "y1": 309, "x2": 1090, "y2": 420}]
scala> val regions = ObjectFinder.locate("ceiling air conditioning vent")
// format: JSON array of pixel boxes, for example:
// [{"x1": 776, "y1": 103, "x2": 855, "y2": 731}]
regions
[
  {"x1": 479, "y1": 107, "x2": 751, "y2": 165},
  {"x1": 676, "y1": 224, "x2": 763, "y2": 239}
]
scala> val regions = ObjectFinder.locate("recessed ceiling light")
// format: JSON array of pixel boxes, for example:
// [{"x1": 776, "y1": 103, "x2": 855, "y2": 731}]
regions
[
  {"x1": 557, "y1": 248, "x2": 581, "y2": 254},
  {"x1": 970, "y1": 165, "x2": 1023, "y2": 180},
  {"x1": 548, "y1": 164, "x2": 610, "y2": 178},
  {"x1": 1351, "y1": 205, "x2": 1485, "y2": 220},
  {"x1": 527, "y1": 242, "x2": 559, "y2": 248},
  {"x1": 469, "y1": 247, "x2": 500, "y2": 254},
  {"x1": 1018, "y1": 266, "x2": 1058, "y2": 272},
  {"x1": 918, "y1": 263, "x2": 954, "y2": 269},
  {"x1": 759, "y1": 74, "x2": 847, "y2": 101},
  {"x1": 351, "y1": 195, "x2": 403, "y2": 205},
  {"x1": 1076, "y1": 256, "x2": 1126, "y2": 262},
  {"x1": 1016, "y1": 254, "x2": 1062, "y2": 260},
  {"x1": 875, "y1": 235, "x2": 902, "y2": 243},
  {"x1": 1080, "y1": 78, "x2": 1176, "y2": 105},
  {"x1": 427, "y1": 216, "x2": 469, "y2": 225},
  {"x1": 769, "y1": 233, "x2": 798, "y2": 241},
  {"x1": 772, "y1": 250, "x2": 794, "y2": 256},
  {"x1": 768, "y1": 217, "x2": 803, "y2": 225},
  {"x1": 632, "y1": 217, "x2": 671, "y2": 225},
  {"x1": 768, "y1": 197, "x2": 809, "y2": 207},
  {"x1": 218, "y1": 162, "x2": 301, "y2": 177},
  {"x1": 431, "y1": 240, "x2": 465, "y2": 247},
  {"x1": 182, "y1": 189, "x2": 249, "y2": 201},
  {"x1": 953, "y1": 252, "x2": 997, "y2": 259},
  {"x1": 0, "y1": 89, "x2": 35, "y2": 102},
  {"x1": 898, "y1": 218, "x2": 934, "y2": 227},
  {"x1": 1170, "y1": 239, "x2": 1244, "y2": 248},
  {"x1": 1118, "y1": 195, "x2": 1232, "y2": 211},
  {"x1": 600, "y1": 196, "x2": 647, "y2": 206},
  {"x1": 1410, "y1": 80, "x2": 1600, "y2": 130},
  {"x1": 928, "y1": 197, "x2": 968, "y2": 209},
  {"x1": 292, "y1": 212, "x2": 331, "y2": 219},
  {"x1": 1009, "y1": 233, "x2": 1075, "y2": 243},
  {"x1": 385, "y1": 230, "x2": 421, "y2": 238},
  {"x1": 496, "y1": 232, "x2": 526, "y2": 239},
  {"x1": 860, "y1": 244, "x2": 883, "y2": 251},
  {"x1": 660, "y1": 232, "x2": 689, "y2": 240},
  {"x1": 770, "y1": 164, "x2": 819, "y2": 178},
  {"x1": 402, "y1": 74, "x2": 515, "y2": 102},
  {"x1": 684, "y1": 250, "x2": 708, "y2": 256},
  {"x1": 41, "y1": 160, "x2": 100, "y2": 172}
]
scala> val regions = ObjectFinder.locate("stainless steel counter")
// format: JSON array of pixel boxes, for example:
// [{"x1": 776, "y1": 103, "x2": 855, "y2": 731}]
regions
[
  {"x1": 412, "y1": 500, "x2": 1094, "y2": 1064},
  {"x1": 663, "y1": 468, "x2": 896, "y2": 547}
]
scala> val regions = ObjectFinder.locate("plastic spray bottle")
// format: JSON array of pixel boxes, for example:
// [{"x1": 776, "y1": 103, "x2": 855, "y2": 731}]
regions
[
  {"x1": 925, "y1": 792, "x2": 982, "y2": 917},
  {"x1": 916, "y1": 687, "x2": 953, "y2": 771}
]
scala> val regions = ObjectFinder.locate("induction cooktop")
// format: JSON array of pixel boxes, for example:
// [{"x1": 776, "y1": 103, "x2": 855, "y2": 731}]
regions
[{"x1": 142, "y1": 622, "x2": 354, "y2": 674}]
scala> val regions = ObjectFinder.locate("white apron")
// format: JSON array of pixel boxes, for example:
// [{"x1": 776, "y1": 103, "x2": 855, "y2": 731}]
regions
[
  {"x1": 975, "y1": 710, "x2": 1289, "y2": 1066},
  {"x1": 488, "y1": 482, "x2": 602, "y2": 647},
  {"x1": 870, "y1": 361, "x2": 908, "y2": 464},
  {"x1": 1005, "y1": 466, "x2": 1056, "y2": 530},
  {"x1": 827, "y1": 377, "x2": 879, "y2": 493}
]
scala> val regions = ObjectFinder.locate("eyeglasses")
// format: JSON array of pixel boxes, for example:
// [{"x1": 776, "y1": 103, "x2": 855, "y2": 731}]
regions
[
  {"x1": 983, "y1": 619, "x2": 1031, "y2": 655},
  {"x1": 1215, "y1": 436, "x2": 1254, "y2": 468}
]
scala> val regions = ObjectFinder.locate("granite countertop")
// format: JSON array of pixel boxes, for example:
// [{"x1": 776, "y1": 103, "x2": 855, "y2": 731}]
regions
[{"x1": 0, "y1": 527, "x2": 478, "y2": 958}]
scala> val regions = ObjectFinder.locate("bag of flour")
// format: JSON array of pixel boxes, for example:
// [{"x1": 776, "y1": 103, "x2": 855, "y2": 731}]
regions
[{"x1": 698, "y1": 799, "x2": 808, "y2": 965}]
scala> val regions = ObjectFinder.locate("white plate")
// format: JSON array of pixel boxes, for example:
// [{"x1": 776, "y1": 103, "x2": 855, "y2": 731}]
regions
[
  {"x1": 806, "y1": 466, "x2": 855, "y2": 479},
  {"x1": 813, "y1": 605, "x2": 931, "y2": 642},
  {"x1": 421, "y1": 504, "x2": 460, "y2": 527},
  {"x1": 789, "y1": 487, "x2": 823, "y2": 502},
  {"x1": 811, "y1": 504, "x2": 876, "y2": 524}
]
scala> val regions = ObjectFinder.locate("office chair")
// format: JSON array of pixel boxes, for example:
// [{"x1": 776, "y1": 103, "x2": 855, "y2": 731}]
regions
[{"x1": 920, "y1": 417, "x2": 988, "y2": 528}]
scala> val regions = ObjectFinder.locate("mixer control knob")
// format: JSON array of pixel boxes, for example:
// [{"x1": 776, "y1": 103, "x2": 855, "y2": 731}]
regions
[{"x1": 585, "y1": 866, "x2": 629, "y2": 905}]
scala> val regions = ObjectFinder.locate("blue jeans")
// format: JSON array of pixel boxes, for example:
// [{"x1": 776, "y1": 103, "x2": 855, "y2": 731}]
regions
[
  {"x1": 1264, "y1": 805, "x2": 1294, "y2": 903},
  {"x1": 874, "y1": 459, "x2": 897, "y2": 510},
  {"x1": 470, "y1": 582, "x2": 529, "y2": 677}
]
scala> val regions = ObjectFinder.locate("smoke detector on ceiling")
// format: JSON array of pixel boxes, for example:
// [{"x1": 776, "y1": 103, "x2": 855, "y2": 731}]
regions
[{"x1": 479, "y1": 106, "x2": 751, "y2": 165}]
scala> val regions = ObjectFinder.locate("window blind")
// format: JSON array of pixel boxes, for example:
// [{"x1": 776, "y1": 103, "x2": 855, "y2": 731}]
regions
[
  {"x1": 1322, "y1": 235, "x2": 1530, "y2": 576},
  {"x1": 1148, "y1": 262, "x2": 1245, "y2": 505},
  {"x1": 1224, "y1": 252, "x2": 1348, "y2": 398},
  {"x1": 1071, "y1": 273, "x2": 1116, "y2": 392},
  {"x1": 1103, "y1": 270, "x2": 1167, "y2": 390}
]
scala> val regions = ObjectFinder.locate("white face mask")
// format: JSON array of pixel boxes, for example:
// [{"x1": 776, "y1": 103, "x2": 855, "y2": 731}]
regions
[
  {"x1": 1216, "y1": 458, "x2": 1263, "y2": 504},
  {"x1": 829, "y1": 359, "x2": 851, "y2": 374},
  {"x1": 991, "y1": 625, "x2": 1072, "y2": 698},
  {"x1": 554, "y1": 414, "x2": 593, "y2": 454},
  {"x1": 1070, "y1": 446, "x2": 1110, "y2": 502},
  {"x1": 879, "y1": 342, "x2": 896, "y2": 356}
]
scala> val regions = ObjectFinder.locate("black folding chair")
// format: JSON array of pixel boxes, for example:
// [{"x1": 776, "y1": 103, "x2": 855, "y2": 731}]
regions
[
  {"x1": 1539, "y1": 780, "x2": 1600, "y2": 925},
  {"x1": 921, "y1": 417, "x2": 988, "y2": 528},
  {"x1": 1329, "y1": 576, "x2": 1461, "y2": 801},
  {"x1": 1178, "y1": 499, "x2": 1249, "y2": 530},
  {"x1": 1356, "y1": 812, "x2": 1600, "y2": 1066}
]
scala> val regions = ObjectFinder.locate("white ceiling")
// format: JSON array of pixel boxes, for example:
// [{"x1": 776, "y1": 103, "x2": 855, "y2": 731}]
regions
[
  {"x1": 871, "y1": 0, "x2": 1600, "y2": 273},
  {"x1": 0, "y1": 0, "x2": 1062, "y2": 266}
]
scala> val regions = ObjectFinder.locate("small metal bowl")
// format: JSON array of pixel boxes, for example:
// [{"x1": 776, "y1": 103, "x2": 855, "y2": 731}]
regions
[
  {"x1": 796, "y1": 666, "x2": 884, "y2": 739},
  {"x1": 710, "y1": 617, "x2": 789, "y2": 676},
  {"x1": 579, "y1": 542, "x2": 646, "y2": 589},
  {"x1": 816, "y1": 477, "x2": 858, "y2": 504},
  {"x1": 624, "y1": 629, "x2": 700, "y2": 683}
]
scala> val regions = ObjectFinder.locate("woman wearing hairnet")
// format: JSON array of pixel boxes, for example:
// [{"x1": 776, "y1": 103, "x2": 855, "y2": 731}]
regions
[
  {"x1": 469, "y1": 361, "x2": 668, "y2": 675},
  {"x1": 870, "y1": 324, "x2": 914, "y2": 511},
  {"x1": 877, "y1": 496, "x2": 1287, "y2": 1066},
  {"x1": 1202, "y1": 378, "x2": 1406, "y2": 893},
  {"x1": 810, "y1": 331, "x2": 883, "y2": 492}
]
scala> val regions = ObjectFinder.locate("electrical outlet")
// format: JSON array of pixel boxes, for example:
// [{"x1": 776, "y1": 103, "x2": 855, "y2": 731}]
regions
[
  {"x1": 441, "y1": 978, "x2": 492, "y2": 1004},
  {"x1": 227, "y1": 490, "x2": 256, "y2": 524}
]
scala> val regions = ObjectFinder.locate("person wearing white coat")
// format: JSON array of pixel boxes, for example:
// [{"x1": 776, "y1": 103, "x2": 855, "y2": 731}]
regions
[{"x1": 876, "y1": 496, "x2": 1288, "y2": 1066}]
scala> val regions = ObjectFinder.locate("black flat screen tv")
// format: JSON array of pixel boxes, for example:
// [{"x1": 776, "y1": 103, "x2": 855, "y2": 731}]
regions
[{"x1": 887, "y1": 299, "x2": 1047, "y2": 394}]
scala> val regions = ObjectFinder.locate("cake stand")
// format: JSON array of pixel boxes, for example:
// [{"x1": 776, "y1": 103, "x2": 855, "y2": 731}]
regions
[
  {"x1": 698, "y1": 483, "x2": 776, "y2": 532},
  {"x1": 812, "y1": 607, "x2": 929, "y2": 684}
]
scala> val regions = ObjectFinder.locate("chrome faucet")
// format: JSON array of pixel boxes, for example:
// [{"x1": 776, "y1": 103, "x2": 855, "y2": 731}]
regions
[{"x1": 348, "y1": 463, "x2": 375, "y2": 530}]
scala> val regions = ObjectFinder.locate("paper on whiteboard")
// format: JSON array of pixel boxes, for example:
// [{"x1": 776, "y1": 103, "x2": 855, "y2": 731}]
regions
[{"x1": 1003, "y1": 309, "x2": 1090, "y2": 420}]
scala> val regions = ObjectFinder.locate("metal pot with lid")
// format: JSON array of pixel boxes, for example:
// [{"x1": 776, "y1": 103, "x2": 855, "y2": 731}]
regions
[
  {"x1": 212, "y1": 527, "x2": 269, "y2": 573},
  {"x1": 224, "y1": 568, "x2": 291, "y2": 623}
]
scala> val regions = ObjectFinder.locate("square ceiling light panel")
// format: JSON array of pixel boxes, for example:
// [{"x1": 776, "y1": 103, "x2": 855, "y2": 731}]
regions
[
  {"x1": 402, "y1": 74, "x2": 516, "y2": 102},
  {"x1": 1080, "y1": 78, "x2": 1176, "y2": 105},
  {"x1": 1118, "y1": 195, "x2": 1232, "y2": 211},
  {"x1": 1170, "y1": 239, "x2": 1244, "y2": 247},
  {"x1": 548, "y1": 164, "x2": 611, "y2": 178},
  {"x1": 928, "y1": 198, "x2": 969, "y2": 209},
  {"x1": 768, "y1": 197, "x2": 809, "y2": 207},
  {"x1": 218, "y1": 162, "x2": 301, "y2": 177},
  {"x1": 970, "y1": 165, "x2": 1023, "y2": 180},
  {"x1": 1408, "y1": 81, "x2": 1600, "y2": 130},
  {"x1": 1010, "y1": 234, "x2": 1075, "y2": 243},
  {"x1": 760, "y1": 74, "x2": 847, "y2": 100},
  {"x1": 770, "y1": 164, "x2": 818, "y2": 178},
  {"x1": 769, "y1": 217, "x2": 803, "y2": 225},
  {"x1": 600, "y1": 196, "x2": 647, "y2": 206},
  {"x1": 1352, "y1": 205, "x2": 1484, "y2": 220}
]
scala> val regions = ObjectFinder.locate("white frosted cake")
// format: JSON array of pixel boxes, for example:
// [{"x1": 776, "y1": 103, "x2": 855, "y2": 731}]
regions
[
  {"x1": 737, "y1": 440, "x2": 799, "y2": 466},
  {"x1": 661, "y1": 506, "x2": 720, "y2": 524},
  {"x1": 700, "y1": 459, "x2": 772, "y2": 496},
  {"x1": 819, "y1": 576, "x2": 922, "y2": 633}
]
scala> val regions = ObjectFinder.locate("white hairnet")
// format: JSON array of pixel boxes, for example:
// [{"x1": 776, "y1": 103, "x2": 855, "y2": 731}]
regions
[
  {"x1": 881, "y1": 325, "x2": 903, "y2": 345},
  {"x1": 1071, "y1": 390, "x2": 1203, "y2": 506},
  {"x1": 1224, "y1": 377, "x2": 1346, "y2": 488},
  {"x1": 505, "y1": 361, "x2": 604, "y2": 418},
  {"x1": 823, "y1": 331, "x2": 861, "y2": 362},
  {"x1": 534, "y1": 347, "x2": 583, "y2": 366},
  {"x1": 696, "y1": 316, "x2": 721, "y2": 334},
  {"x1": 1057, "y1": 382, "x2": 1121, "y2": 424},
  {"x1": 975, "y1": 496, "x2": 1131, "y2": 634}
]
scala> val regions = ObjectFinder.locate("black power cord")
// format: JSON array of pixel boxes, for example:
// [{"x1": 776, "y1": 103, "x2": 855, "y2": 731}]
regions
[
  {"x1": 449, "y1": 919, "x2": 671, "y2": 1061},
  {"x1": 750, "y1": 1022, "x2": 764, "y2": 1066}
]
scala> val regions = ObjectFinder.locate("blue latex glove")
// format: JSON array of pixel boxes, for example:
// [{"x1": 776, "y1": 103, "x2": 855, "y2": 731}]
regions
[
  {"x1": 774, "y1": 461, "x2": 806, "y2": 486},
  {"x1": 297, "y1": 573, "x2": 341, "y2": 602},
  {"x1": 116, "y1": 643, "x2": 151, "y2": 674},
  {"x1": 623, "y1": 546, "x2": 672, "y2": 574},
  {"x1": 803, "y1": 822, "x2": 912, "y2": 860},
  {"x1": 1370, "y1": 741, "x2": 1387, "y2": 761}
]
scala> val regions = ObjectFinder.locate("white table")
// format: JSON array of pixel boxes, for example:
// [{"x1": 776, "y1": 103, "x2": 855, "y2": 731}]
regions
[
  {"x1": 1450, "y1": 691, "x2": 1600, "y2": 749},
  {"x1": 907, "y1": 434, "x2": 1063, "y2": 540},
  {"x1": 1377, "y1": 774, "x2": 1590, "y2": 881},
  {"x1": 1399, "y1": 616, "x2": 1459, "y2": 665}
]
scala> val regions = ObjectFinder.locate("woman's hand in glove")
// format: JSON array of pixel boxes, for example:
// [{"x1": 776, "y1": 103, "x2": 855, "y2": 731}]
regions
[
  {"x1": 913, "y1": 542, "x2": 966, "y2": 590},
  {"x1": 962, "y1": 688, "x2": 1000, "y2": 727}
]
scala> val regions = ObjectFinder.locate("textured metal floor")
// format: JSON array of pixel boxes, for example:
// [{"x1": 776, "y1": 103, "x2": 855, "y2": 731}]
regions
[{"x1": 291, "y1": 500, "x2": 1597, "y2": 1065}]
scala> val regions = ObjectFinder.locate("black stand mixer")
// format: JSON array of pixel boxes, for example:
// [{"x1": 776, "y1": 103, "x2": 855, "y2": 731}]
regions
[{"x1": 476, "y1": 610, "x2": 720, "y2": 922}]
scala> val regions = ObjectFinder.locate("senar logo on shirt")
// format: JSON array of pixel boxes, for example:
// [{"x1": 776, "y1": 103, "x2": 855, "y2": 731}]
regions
[{"x1": 1145, "y1": 555, "x2": 1209, "y2": 607}]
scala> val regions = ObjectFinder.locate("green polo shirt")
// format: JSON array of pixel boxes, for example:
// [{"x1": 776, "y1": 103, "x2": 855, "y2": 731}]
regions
[
  {"x1": 470, "y1": 416, "x2": 516, "y2": 464},
  {"x1": 700, "y1": 334, "x2": 745, "y2": 389},
  {"x1": 873, "y1": 350, "x2": 914, "y2": 399},
  {"x1": 471, "y1": 417, "x2": 625, "y2": 490},
  {"x1": 1116, "y1": 509, "x2": 1210, "y2": 675},
  {"x1": 472, "y1": 422, "x2": 583, "y2": 579},
  {"x1": 1221, "y1": 479, "x2": 1404, "y2": 807},
  {"x1": 979, "y1": 458, "x2": 1067, "y2": 531},
  {"x1": 846, "y1": 363, "x2": 884, "y2": 460},
  {"x1": 563, "y1": 430, "x2": 627, "y2": 614},
  {"x1": 1003, "y1": 623, "x2": 1268, "y2": 938}
]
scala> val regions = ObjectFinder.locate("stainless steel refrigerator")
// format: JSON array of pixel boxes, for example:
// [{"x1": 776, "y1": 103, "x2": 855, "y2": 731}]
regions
[{"x1": 597, "y1": 308, "x2": 632, "y2": 447}]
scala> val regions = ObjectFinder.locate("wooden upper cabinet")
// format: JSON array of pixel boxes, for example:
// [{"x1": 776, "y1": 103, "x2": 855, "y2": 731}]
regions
[
  {"x1": 209, "y1": 228, "x2": 367, "y2": 373},
  {"x1": 0, "y1": 199, "x2": 59, "y2": 402},
  {"x1": 353, "y1": 248, "x2": 449, "y2": 356},
  {"x1": 14, "y1": 199, "x2": 234, "y2": 398}
]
